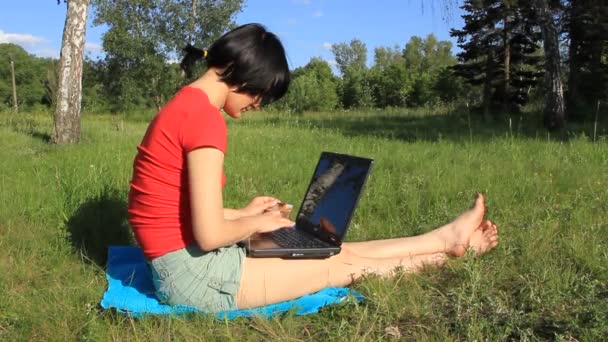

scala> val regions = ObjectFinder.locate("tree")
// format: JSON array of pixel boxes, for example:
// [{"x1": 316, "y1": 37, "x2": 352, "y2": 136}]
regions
[
  {"x1": 368, "y1": 60, "x2": 410, "y2": 108},
  {"x1": 533, "y1": 0, "x2": 566, "y2": 130},
  {"x1": 53, "y1": 0, "x2": 91, "y2": 144},
  {"x1": 331, "y1": 39, "x2": 375, "y2": 109},
  {"x1": 565, "y1": 0, "x2": 608, "y2": 121},
  {"x1": 279, "y1": 57, "x2": 339, "y2": 113},
  {"x1": 341, "y1": 66, "x2": 375, "y2": 109},
  {"x1": 0, "y1": 44, "x2": 50, "y2": 110},
  {"x1": 93, "y1": 0, "x2": 244, "y2": 112},
  {"x1": 366, "y1": 34, "x2": 459, "y2": 109},
  {"x1": 402, "y1": 34, "x2": 457, "y2": 106},
  {"x1": 373, "y1": 45, "x2": 402, "y2": 71},
  {"x1": 451, "y1": 0, "x2": 543, "y2": 119},
  {"x1": 331, "y1": 39, "x2": 368, "y2": 76}
]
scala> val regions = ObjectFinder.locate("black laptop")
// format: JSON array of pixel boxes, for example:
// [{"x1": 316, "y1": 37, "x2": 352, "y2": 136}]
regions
[{"x1": 244, "y1": 151, "x2": 373, "y2": 258}]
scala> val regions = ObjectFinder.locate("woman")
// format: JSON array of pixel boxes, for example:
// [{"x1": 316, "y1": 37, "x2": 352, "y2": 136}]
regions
[{"x1": 128, "y1": 23, "x2": 499, "y2": 313}]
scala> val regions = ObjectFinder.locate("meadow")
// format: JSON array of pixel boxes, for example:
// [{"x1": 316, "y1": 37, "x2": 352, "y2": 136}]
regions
[{"x1": 0, "y1": 109, "x2": 607, "y2": 340}]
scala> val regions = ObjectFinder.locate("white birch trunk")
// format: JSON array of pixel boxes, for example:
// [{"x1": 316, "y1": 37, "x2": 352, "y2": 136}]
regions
[
  {"x1": 53, "y1": 0, "x2": 91, "y2": 144},
  {"x1": 534, "y1": 0, "x2": 566, "y2": 130}
]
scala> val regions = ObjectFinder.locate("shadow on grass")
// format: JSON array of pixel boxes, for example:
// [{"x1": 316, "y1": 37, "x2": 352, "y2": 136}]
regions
[
  {"x1": 66, "y1": 188, "x2": 134, "y2": 266},
  {"x1": 30, "y1": 131, "x2": 51, "y2": 143},
  {"x1": 3, "y1": 113, "x2": 53, "y2": 143},
  {"x1": 256, "y1": 111, "x2": 608, "y2": 143}
]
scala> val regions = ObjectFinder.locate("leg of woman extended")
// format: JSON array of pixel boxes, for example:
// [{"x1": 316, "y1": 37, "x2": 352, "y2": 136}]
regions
[
  {"x1": 236, "y1": 249, "x2": 446, "y2": 309},
  {"x1": 236, "y1": 194, "x2": 499, "y2": 309},
  {"x1": 342, "y1": 194, "x2": 494, "y2": 259}
]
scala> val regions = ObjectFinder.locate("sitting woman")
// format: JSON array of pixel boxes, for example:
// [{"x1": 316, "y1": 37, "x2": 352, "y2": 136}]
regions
[{"x1": 128, "y1": 23, "x2": 499, "y2": 313}]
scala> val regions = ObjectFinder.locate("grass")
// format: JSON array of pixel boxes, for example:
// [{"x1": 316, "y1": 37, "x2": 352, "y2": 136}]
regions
[{"x1": 1, "y1": 109, "x2": 607, "y2": 340}]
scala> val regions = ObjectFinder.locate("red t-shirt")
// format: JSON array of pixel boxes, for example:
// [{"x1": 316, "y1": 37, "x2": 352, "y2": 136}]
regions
[{"x1": 128, "y1": 86, "x2": 227, "y2": 260}]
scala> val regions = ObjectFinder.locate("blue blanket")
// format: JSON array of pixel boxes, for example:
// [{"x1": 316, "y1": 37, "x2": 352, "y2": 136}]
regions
[{"x1": 100, "y1": 246, "x2": 364, "y2": 319}]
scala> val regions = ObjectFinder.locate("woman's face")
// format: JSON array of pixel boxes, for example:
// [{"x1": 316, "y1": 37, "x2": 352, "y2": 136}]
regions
[{"x1": 223, "y1": 90, "x2": 262, "y2": 118}]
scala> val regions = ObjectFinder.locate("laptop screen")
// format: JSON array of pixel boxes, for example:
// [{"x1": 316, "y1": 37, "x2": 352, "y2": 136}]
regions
[{"x1": 295, "y1": 152, "x2": 373, "y2": 246}]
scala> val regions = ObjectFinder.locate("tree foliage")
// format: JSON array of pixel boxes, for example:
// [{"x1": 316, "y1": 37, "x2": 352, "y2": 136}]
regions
[
  {"x1": 565, "y1": 0, "x2": 608, "y2": 120},
  {"x1": 451, "y1": 0, "x2": 543, "y2": 118},
  {"x1": 331, "y1": 39, "x2": 367, "y2": 76},
  {"x1": 3, "y1": 0, "x2": 603, "y2": 130},
  {"x1": 0, "y1": 44, "x2": 51, "y2": 110},
  {"x1": 92, "y1": 0, "x2": 244, "y2": 112},
  {"x1": 275, "y1": 57, "x2": 339, "y2": 113}
]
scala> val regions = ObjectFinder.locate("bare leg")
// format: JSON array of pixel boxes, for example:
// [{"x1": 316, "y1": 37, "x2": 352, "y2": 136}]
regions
[
  {"x1": 236, "y1": 249, "x2": 447, "y2": 309},
  {"x1": 345, "y1": 194, "x2": 493, "y2": 258},
  {"x1": 236, "y1": 194, "x2": 500, "y2": 309}
]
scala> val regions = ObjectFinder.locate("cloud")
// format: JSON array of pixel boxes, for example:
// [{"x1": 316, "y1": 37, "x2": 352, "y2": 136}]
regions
[
  {"x1": 33, "y1": 48, "x2": 59, "y2": 58},
  {"x1": 292, "y1": 0, "x2": 311, "y2": 5},
  {"x1": 0, "y1": 30, "x2": 46, "y2": 47},
  {"x1": 322, "y1": 42, "x2": 333, "y2": 50},
  {"x1": 326, "y1": 59, "x2": 337, "y2": 67},
  {"x1": 313, "y1": 11, "x2": 323, "y2": 17},
  {"x1": 85, "y1": 42, "x2": 102, "y2": 53},
  {"x1": 287, "y1": 18, "x2": 297, "y2": 26}
]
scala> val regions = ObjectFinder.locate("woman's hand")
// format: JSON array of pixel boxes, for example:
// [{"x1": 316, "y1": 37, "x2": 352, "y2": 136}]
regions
[
  {"x1": 246, "y1": 210, "x2": 295, "y2": 234},
  {"x1": 241, "y1": 196, "x2": 281, "y2": 217}
]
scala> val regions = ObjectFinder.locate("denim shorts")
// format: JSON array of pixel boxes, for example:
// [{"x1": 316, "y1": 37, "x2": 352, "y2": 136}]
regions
[{"x1": 149, "y1": 244, "x2": 246, "y2": 312}]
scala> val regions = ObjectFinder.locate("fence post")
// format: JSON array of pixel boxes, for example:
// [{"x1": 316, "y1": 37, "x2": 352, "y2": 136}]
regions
[{"x1": 9, "y1": 53, "x2": 18, "y2": 113}]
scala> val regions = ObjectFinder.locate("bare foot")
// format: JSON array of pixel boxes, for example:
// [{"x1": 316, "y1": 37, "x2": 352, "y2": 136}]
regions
[
  {"x1": 468, "y1": 220, "x2": 499, "y2": 256},
  {"x1": 434, "y1": 193, "x2": 486, "y2": 257}
]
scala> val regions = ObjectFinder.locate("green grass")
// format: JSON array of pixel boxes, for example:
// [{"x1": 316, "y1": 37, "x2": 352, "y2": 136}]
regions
[{"x1": 1, "y1": 110, "x2": 607, "y2": 340}]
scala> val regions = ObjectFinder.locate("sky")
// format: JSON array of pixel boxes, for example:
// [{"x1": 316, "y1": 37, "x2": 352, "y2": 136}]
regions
[{"x1": 0, "y1": 0, "x2": 465, "y2": 70}]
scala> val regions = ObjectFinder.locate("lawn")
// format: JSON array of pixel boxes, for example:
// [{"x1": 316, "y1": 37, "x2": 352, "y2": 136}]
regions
[{"x1": 1, "y1": 109, "x2": 607, "y2": 340}]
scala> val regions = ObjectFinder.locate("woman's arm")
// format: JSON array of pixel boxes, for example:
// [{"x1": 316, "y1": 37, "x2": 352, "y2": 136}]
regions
[
  {"x1": 223, "y1": 208, "x2": 244, "y2": 220},
  {"x1": 187, "y1": 148, "x2": 293, "y2": 251}
]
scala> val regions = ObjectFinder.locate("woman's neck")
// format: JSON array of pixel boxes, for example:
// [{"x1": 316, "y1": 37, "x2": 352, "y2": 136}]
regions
[{"x1": 189, "y1": 68, "x2": 229, "y2": 110}]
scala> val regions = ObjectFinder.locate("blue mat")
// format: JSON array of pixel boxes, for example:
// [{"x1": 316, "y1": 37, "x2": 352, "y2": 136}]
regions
[{"x1": 100, "y1": 246, "x2": 364, "y2": 319}]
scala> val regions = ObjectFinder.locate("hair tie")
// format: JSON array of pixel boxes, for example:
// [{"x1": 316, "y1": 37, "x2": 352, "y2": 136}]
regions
[{"x1": 203, "y1": 50, "x2": 208, "y2": 58}]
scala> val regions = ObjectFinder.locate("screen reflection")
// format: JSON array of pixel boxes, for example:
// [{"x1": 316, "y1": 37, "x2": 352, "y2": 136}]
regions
[{"x1": 296, "y1": 153, "x2": 372, "y2": 245}]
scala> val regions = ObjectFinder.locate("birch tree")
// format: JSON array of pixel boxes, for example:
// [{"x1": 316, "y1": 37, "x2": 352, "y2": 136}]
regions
[
  {"x1": 53, "y1": 0, "x2": 91, "y2": 144},
  {"x1": 533, "y1": 0, "x2": 566, "y2": 130}
]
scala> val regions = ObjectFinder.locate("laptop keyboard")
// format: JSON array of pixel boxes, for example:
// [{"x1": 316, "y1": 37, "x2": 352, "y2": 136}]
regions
[{"x1": 270, "y1": 229, "x2": 328, "y2": 249}]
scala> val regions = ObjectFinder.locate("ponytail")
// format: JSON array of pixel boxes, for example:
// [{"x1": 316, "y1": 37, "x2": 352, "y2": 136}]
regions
[{"x1": 180, "y1": 44, "x2": 207, "y2": 78}]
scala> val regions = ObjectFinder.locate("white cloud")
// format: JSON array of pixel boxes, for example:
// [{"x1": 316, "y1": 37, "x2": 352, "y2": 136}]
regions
[
  {"x1": 85, "y1": 42, "x2": 102, "y2": 53},
  {"x1": 287, "y1": 18, "x2": 297, "y2": 26},
  {"x1": 33, "y1": 48, "x2": 59, "y2": 58},
  {"x1": 313, "y1": 10, "x2": 323, "y2": 17},
  {"x1": 292, "y1": 0, "x2": 311, "y2": 5},
  {"x1": 326, "y1": 59, "x2": 337, "y2": 67},
  {"x1": 0, "y1": 30, "x2": 46, "y2": 47},
  {"x1": 322, "y1": 42, "x2": 333, "y2": 50}
]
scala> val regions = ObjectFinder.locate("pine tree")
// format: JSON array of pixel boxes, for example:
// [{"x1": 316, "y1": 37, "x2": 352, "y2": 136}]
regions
[
  {"x1": 451, "y1": 0, "x2": 543, "y2": 120},
  {"x1": 565, "y1": 0, "x2": 608, "y2": 121}
]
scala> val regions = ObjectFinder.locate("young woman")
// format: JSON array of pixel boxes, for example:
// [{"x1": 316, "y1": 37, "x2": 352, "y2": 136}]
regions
[{"x1": 128, "y1": 23, "x2": 499, "y2": 313}]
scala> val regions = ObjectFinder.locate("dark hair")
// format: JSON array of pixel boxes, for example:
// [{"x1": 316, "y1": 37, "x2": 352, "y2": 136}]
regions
[{"x1": 180, "y1": 23, "x2": 290, "y2": 105}]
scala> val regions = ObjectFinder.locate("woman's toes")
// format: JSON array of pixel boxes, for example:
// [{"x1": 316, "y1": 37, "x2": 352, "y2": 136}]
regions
[{"x1": 477, "y1": 220, "x2": 492, "y2": 232}]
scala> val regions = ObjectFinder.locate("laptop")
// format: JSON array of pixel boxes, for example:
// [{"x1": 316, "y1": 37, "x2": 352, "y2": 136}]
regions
[{"x1": 244, "y1": 151, "x2": 373, "y2": 258}]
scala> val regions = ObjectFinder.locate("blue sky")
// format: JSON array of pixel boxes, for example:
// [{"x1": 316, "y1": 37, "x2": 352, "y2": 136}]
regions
[{"x1": 0, "y1": 0, "x2": 464, "y2": 69}]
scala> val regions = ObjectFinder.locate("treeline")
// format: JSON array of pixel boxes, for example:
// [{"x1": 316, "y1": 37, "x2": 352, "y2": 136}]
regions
[
  {"x1": 273, "y1": 35, "x2": 464, "y2": 113},
  {"x1": 1, "y1": 0, "x2": 606, "y2": 124},
  {"x1": 0, "y1": 34, "x2": 462, "y2": 115}
]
